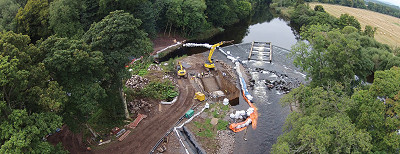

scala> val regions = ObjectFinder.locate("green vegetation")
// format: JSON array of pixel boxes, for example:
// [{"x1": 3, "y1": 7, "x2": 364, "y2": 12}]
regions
[
  {"x1": 272, "y1": 3, "x2": 400, "y2": 153},
  {"x1": 194, "y1": 119, "x2": 215, "y2": 138},
  {"x1": 287, "y1": 4, "x2": 399, "y2": 90},
  {"x1": 135, "y1": 81, "x2": 178, "y2": 101},
  {"x1": 191, "y1": 102, "x2": 230, "y2": 139},
  {"x1": 127, "y1": 60, "x2": 151, "y2": 77},
  {"x1": 207, "y1": 102, "x2": 230, "y2": 119},
  {"x1": 193, "y1": 118, "x2": 229, "y2": 138}
]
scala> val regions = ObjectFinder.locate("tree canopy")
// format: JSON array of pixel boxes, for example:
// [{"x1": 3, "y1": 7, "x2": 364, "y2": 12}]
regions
[
  {"x1": 273, "y1": 4, "x2": 400, "y2": 153},
  {"x1": 83, "y1": 10, "x2": 152, "y2": 82},
  {"x1": 49, "y1": 0, "x2": 84, "y2": 38},
  {"x1": 16, "y1": 0, "x2": 51, "y2": 42}
]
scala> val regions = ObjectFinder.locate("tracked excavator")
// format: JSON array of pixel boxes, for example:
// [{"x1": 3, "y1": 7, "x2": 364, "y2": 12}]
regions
[
  {"x1": 204, "y1": 40, "x2": 234, "y2": 69},
  {"x1": 176, "y1": 61, "x2": 187, "y2": 79}
]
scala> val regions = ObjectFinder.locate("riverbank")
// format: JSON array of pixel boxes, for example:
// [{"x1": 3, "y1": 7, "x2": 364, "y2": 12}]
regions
[{"x1": 152, "y1": 34, "x2": 186, "y2": 53}]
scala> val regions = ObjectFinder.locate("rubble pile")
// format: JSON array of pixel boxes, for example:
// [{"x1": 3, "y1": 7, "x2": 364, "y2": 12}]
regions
[
  {"x1": 162, "y1": 74, "x2": 177, "y2": 85},
  {"x1": 147, "y1": 64, "x2": 163, "y2": 71},
  {"x1": 125, "y1": 75, "x2": 149, "y2": 89},
  {"x1": 219, "y1": 61, "x2": 237, "y2": 83},
  {"x1": 127, "y1": 99, "x2": 153, "y2": 114}
]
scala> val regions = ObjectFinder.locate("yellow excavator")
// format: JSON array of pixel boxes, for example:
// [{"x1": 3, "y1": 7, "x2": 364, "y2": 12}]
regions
[
  {"x1": 177, "y1": 61, "x2": 187, "y2": 79},
  {"x1": 205, "y1": 40, "x2": 234, "y2": 69}
]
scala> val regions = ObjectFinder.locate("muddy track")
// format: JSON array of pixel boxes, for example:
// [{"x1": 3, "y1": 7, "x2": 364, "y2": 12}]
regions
[{"x1": 95, "y1": 79, "x2": 194, "y2": 154}]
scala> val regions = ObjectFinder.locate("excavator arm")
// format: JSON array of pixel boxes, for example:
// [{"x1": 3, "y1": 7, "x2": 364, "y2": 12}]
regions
[
  {"x1": 178, "y1": 61, "x2": 183, "y2": 70},
  {"x1": 206, "y1": 40, "x2": 234, "y2": 68}
]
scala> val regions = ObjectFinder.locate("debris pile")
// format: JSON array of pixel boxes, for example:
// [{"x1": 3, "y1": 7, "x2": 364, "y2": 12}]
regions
[
  {"x1": 125, "y1": 75, "x2": 149, "y2": 89},
  {"x1": 162, "y1": 74, "x2": 174, "y2": 81},
  {"x1": 147, "y1": 64, "x2": 163, "y2": 71},
  {"x1": 127, "y1": 99, "x2": 153, "y2": 114},
  {"x1": 219, "y1": 61, "x2": 237, "y2": 83}
]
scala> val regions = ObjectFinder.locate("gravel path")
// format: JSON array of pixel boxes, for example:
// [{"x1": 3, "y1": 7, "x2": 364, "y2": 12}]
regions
[{"x1": 217, "y1": 130, "x2": 235, "y2": 154}]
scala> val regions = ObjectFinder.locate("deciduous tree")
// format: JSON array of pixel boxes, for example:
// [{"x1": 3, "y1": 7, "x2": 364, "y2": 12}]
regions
[
  {"x1": 49, "y1": 0, "x2": 84, "y2": 38},
  {"x1": 16, "y1": 0, "x2": 51, "y2": 42}
]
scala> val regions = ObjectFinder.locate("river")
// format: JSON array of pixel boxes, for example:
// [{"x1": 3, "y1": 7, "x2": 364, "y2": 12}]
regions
[{"x1": 160, "y1": 8, "x2": 303, "y2": 154}]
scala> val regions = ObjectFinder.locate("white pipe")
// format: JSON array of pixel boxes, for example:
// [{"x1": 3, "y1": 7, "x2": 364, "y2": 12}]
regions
[
  {"x1": 156, "y1": 41, "x2": 185, "y2": 54},
  {"x1": 174, "y1": 103, "x2": 209, "y2": 154},
  {"x1": 183, "y1": 43, "x2": 212, "y2": 49},
  {"x1": 160, "y1": 95, "x2": 178, "y2": 105}
]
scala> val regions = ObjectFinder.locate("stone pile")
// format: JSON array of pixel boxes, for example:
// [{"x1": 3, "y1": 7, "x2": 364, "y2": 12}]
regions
[
  {"x1": 125, "y1": 75, "x2": 149, "y2": 89},
  {"x1": 127, "y1": 99, "x2": 153, "y2": 114},
  {"x1": 147, "y1": 64, "x2": 163, "y2": 71},
  {"x1": 252, "y1": 67, "x2": 302, "y2": 94},
  {"x1": 265, "y1": 79, "x2": 301, "y2": 94}
]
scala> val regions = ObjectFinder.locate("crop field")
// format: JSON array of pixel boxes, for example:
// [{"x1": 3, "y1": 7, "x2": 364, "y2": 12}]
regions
[{"x1": 309, "y1": 3, "x2": 400, "y2": 47}]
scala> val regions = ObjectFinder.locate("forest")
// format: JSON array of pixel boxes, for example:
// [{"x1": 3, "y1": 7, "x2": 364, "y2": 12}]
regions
[
  {"x1": 271, "y1": 0, "x2": 400, "y2": 18},
  {"x1": 0, "y1": 0, "x2": 271, "y2": 152},
  {"x1": 271, "y1": 2, "x2": 400, "y2": 153}
]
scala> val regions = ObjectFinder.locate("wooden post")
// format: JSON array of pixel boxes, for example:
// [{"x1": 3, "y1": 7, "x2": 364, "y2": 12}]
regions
[
  {"x1": 269, "y1": 43, "x2": 272, "y2": 63},
  {"x1": 248, "y1": 41, "x2": 254, "y2": 60}
]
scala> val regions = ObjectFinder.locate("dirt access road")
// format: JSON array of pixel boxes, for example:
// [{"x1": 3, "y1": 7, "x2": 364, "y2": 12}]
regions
[{"x1": 94, "y1": 78, "x2": 194, "y2": 154}]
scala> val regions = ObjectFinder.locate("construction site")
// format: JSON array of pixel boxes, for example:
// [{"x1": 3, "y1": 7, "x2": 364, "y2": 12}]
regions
[{"x1": 47, "y1": 37, "x2": 305, "y2": 154}]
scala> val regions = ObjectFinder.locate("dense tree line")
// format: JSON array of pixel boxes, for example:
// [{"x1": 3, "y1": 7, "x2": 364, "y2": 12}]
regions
[
  {"x1": 272, "y1": 4, "x2": 400, "y2": 153},
  {"x1": 0, "y1": 0, "x2": 272, "y2": 152},
  {"x1": 271, "y1": 0, "x2": 400, "y2": 18},
  {"x1": 1, "y1": 0, "x2": 271, "y2": 40}
]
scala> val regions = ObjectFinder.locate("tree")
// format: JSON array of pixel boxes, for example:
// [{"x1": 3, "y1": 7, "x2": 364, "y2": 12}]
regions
[
  {"x1": 337, "y1": 13, "x2": 361, "y2": 30},
  {"x1": 49, "y1": 0, "x2": 84, "y2": 38},
  {"x1": 83, "y1": 10, "x2": 152, "y2": 81},
  {"x1": 181, "y1": 0, "x2": 209, "y2": 36},
  {"x1": 80, "y1": 0, "x2": 101, "y2": 31},
  {"x1": 314, "y1": 5, "x2": 325, "y2": 12},
  {"x1": 83, "y1": 10, "x2": 152, "y2": 118},
  {"x1": 0, "y1": 109, "x2": 66, "y2": 153},
  {"x1": 205, "y1": 0, "x2": 239, "y2": 27},
  {"x1": 291, "y1": 25, "x2": 371, "y2": 88},
  {"x1": 0, "y1": 0, "x2": 20, "y2": 31},
  {"x1": 363, "y1": 25, "x2": 377, "y2": 38},
  {"x1": 130, "y1": 0, "x2": 157, "y2": 38},
  {"x1": 0, "y1": 31, "x2": 66, "y2": 112},
  {"x1": 351, "y1": 67, "x2": 400, "y2": 152},
  {"x1": 236, "y1": 0, "x2": 252, "y2": 20},
  {"x1": 16, "y1": 0, "x2": 51, "y2": 42},
  {"x1": 0, "y1": 31, "x2": 67, "y2": 153},
  {"x1": 273, "y1": 85, "x2": 372, "y2": 153},
  {"x1": 40, "y1": 36, "x2": 106, "y2": 127}
]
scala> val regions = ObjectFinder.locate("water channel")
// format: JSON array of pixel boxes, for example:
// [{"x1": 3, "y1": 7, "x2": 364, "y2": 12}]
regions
[{"x1": 161, "y1": 8, "x2": 303, "y2": 154}]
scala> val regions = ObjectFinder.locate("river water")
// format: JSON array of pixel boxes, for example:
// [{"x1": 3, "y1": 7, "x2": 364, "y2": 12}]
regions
[{"x1": 161, "y1": 8, "x2": 304, "y2": 154}]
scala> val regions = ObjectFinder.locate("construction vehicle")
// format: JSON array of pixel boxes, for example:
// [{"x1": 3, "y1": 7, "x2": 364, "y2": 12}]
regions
[
  {"x1": 194, "y1": 92, "x2": 205, "y2": 102},
  {"x1": 176, "y1": 61, "x2": 187, "y2": 79},
  {"x1": 205, "y1": 40, "x2": 234, "y2": 69}
]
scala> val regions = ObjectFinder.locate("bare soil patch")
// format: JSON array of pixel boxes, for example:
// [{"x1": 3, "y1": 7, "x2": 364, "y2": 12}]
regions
[
  {"x1": 309, "y1": 3, "x2": 400, "y2": 47},
  {"x1": 152, "y1": 34, "x2": 186, "y2": 52},
  {"x1": 47, "y1": 125, "x2": 90, "y2": 154}
]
